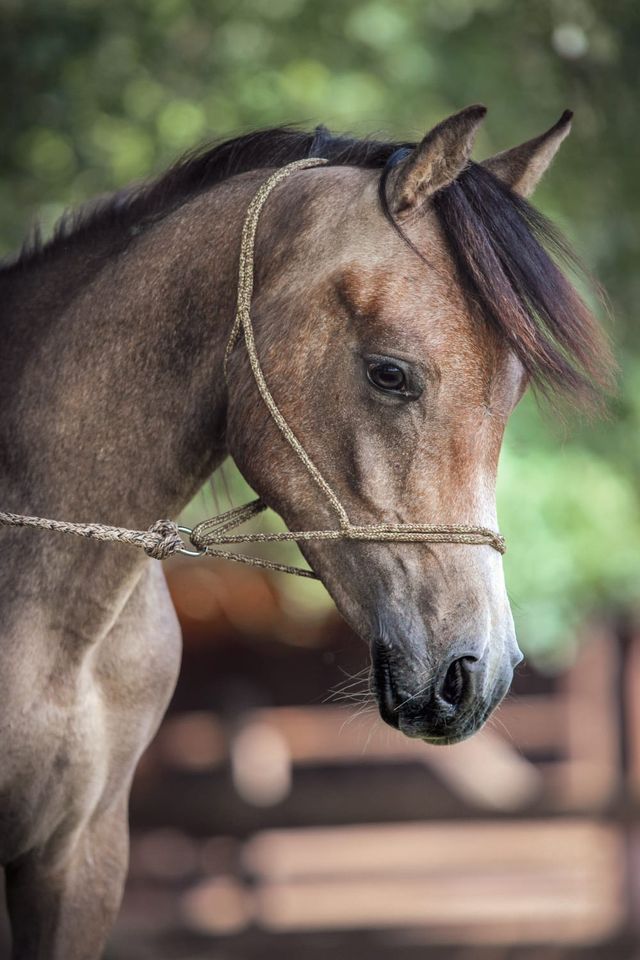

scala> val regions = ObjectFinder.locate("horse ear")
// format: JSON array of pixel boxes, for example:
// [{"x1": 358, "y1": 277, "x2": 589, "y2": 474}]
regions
[
  {"x1": 387, "y1": 104, "x2": 487, "y2": 217},
  {"x1": 482, "y1": 110, "x2": 573, "y2": 198}
]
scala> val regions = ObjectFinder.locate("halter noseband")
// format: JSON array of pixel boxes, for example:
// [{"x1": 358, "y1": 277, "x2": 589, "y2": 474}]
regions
[{"x1": 190, "y1": 158, "x2": 506, "y2": 577}]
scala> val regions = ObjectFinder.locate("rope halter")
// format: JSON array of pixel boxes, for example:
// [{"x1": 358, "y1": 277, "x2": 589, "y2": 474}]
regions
[
  {"x1": 0, "y1": 159, "x2": 505, "y2": 577},
  {"x1": 196, "y1": 158, "x2": 506, "y2": 576}
]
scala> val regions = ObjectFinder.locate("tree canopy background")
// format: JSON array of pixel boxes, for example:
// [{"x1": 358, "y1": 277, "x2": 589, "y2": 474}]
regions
[{"x1": 2, "y1": 0, "x2": 638, "y2": 662}]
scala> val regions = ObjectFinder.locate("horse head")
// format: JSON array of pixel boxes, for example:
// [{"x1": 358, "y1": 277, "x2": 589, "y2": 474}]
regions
[{"x1": 223, "y1": 108, "x2": 609, "y2": 743}]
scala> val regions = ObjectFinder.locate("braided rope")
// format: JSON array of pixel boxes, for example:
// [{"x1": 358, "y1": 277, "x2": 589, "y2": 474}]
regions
[
  {"x1": 0, "y1": 510, "x2": 182, "y2": 560},
  {"x1": 224, "y1": 158, "x2": 350, "y2": 528},
  {"x1": 0, "y1": 159, "x2": 506, "y2": 578}
]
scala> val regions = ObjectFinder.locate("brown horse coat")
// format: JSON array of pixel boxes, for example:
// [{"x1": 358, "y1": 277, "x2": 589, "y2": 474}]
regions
[{"x1": 0, "y1": 107, "x2": 611, "y2": 957}]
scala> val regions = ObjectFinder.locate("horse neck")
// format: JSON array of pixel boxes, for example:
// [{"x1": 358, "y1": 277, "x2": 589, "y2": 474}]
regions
[{"x1": 0, "y1": 178, "x2": 255, "y2": 616}]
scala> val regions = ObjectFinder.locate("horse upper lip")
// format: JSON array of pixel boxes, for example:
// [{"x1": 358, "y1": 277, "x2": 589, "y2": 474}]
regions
[{"x1": 372, "y1": 654, "x2": 400, "y2": 729}]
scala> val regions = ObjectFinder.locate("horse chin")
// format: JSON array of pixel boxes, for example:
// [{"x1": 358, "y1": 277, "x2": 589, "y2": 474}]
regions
[
  {"x1": 382, "y1": 706, "x2": 488, "y2": 746},
  {"x1": 418, "y1": 727, "x2": 482, "y2": 746}
]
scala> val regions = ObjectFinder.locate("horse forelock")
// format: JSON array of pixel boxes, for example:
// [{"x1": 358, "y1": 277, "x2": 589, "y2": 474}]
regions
[{"x1": 429, "y1": 163, "x2": 614, "y2": 412}]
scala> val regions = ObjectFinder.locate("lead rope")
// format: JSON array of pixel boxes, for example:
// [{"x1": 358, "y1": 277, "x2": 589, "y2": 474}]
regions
[{"x1": 0, "y1": 159, "x2": 505, "y2": 577}]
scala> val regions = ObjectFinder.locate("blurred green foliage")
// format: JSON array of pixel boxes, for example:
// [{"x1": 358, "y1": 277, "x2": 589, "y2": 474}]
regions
[{"x1": 2, "y1": 0, "x2": 639, "y2": 660}]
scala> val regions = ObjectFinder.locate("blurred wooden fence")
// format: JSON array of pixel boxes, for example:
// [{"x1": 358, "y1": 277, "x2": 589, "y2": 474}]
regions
[
  {"x1": 114, "y1": 560, "x2": 640, "y2": 959},
  {"x1": 0, "y1": 559, "x2": 638, "y2": 959}
]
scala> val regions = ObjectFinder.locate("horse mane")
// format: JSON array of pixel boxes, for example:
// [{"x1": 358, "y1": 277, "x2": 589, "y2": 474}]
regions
[
  {"x1": 4, "y1": 124, "x2": 613, "y2": 408},
  {"x1": 6, "y1": 126, "x2": 397, "y2": 270}
]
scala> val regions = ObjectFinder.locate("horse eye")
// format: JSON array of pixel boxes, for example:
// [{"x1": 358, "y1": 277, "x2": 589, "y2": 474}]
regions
[{"x1": 367, "y1": 361, "x2": 407, "y2": 393}]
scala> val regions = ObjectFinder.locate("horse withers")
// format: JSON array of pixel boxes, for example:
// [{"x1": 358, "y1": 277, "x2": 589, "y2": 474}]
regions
[{"x1": 0, "y1": 106, "x2": 612, "y2": 957}]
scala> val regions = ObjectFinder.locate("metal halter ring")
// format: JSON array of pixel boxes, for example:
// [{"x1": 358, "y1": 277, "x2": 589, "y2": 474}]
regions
[{"x1": 176, "y1": 526, "x2": 206, "y2": 558}]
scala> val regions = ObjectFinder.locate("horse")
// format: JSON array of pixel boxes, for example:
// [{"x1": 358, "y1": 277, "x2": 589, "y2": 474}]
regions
[{"x1": 0, "y1": 104, "x2": 612, "y2": 957}]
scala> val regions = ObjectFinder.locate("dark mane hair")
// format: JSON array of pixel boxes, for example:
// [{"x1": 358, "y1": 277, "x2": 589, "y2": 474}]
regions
[
  {"x1": 4, "y1": 124, "x2": 613, "y2": 408},
  {"x1": 7, "y1": 126, "x2": 401, "y2": 269}
]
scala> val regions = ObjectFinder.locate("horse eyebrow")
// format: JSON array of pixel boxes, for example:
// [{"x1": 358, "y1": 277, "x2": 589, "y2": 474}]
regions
[{"x1": 334, "y1": 264, "x2": 395, "y2": 321}]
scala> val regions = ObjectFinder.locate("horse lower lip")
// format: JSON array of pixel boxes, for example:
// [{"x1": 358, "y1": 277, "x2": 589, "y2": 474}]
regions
[
  {"x1": 422, "y1": 732, "x2": 470, "y2": 745},
  {"x1": 401, "y1": 721, "x2": 471, "y2": 744}
]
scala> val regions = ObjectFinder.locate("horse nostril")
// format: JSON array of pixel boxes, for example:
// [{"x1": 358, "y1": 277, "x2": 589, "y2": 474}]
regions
[{"x1": 439, "y1": 656, "x2": 476, "y2": 708}]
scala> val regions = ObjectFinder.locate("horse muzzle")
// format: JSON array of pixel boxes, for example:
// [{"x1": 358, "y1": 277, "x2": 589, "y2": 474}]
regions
[{"x1": 371, "y1": 638, "x2": 521, "y2": 744}]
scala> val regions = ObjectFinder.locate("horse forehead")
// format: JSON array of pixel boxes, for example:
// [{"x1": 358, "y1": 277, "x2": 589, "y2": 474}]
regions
[
  {"x1": 331, "y1": 204, "x2": 461, "y2": 319},
  {"x1": 335, "y1": 253, "x2": 472, "y2": 344}
]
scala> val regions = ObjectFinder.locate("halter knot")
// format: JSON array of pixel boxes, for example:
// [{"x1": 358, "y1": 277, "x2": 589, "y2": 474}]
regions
[{"x1": 144, "y1": 519, "x2": 183, "y2": 560}]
